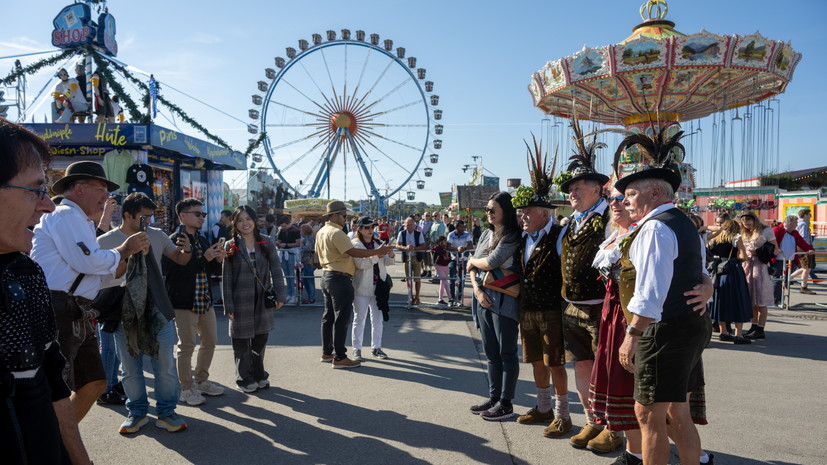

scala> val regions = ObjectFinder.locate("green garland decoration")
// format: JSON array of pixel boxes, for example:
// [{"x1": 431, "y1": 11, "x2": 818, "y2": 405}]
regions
[
  {"x1": 245, "y1": 133, "x2": 267, "y2": 157},
  {"x1": 1, "y1": 49, "x2": 77, "y2": 85},
  {"x1": 90, "y1": 52, "x2": 150, "y2": 123},
  {"x1": 97, "y1": 53, "x2": 232, "y2": 150}
]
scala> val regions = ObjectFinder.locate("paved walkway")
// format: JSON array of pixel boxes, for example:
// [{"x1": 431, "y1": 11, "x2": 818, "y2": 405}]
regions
[{"x1": 79, "y1": 262, "x2": 827, "y2": 464}]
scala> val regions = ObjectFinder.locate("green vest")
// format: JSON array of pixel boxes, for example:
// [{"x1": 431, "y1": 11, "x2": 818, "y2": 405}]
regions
[{"x1": 561, "y1": 208, "x2": 610, "y2": 302}]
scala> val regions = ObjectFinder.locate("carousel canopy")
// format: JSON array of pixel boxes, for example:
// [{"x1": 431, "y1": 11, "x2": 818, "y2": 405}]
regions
[{"x1": 528, "y1": 0, "x2": 802, "y2": 126}]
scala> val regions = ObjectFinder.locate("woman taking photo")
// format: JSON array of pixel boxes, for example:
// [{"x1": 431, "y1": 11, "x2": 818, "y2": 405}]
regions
[
  {"x1": 739, "y1": 212, "x2": 778, "y2": 339},
  {"x1": 467, "y1": 192, "x2": 521, "y2": 421},
  {"x1": 222, "y1": 206, "x2": 286, "y2": 393},
  {"x1": 299, "y1": 223, "x2": 317, "y2": 304},
  {"x1": 350, "y1": 217, "x2": 395, "y2": 361},
  {"x1": 708, "y1": 218, "x2": 753, "y2": 344}
]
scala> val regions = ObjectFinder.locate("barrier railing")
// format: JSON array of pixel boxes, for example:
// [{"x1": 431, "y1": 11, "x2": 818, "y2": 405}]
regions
[
  {"x1": 779, "y1": 251, "x2": 826, "y2": 310},
  {"x1": 401, "y1": 251, "x2": 470, "y2": 309}
]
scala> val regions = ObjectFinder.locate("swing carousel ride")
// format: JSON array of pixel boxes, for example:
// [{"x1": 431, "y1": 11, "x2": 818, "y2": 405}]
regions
[{"x1": 528, "y1": 0, "x2": 802, "y2": 202}]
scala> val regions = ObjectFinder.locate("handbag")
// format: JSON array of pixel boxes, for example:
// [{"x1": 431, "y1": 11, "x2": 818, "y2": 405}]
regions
[
  {"x1": 245, "y1": 252, "x2": 279, "y2": 309},
  {"x1": 482, "y1": 267, "x2": 520, "y2": 298},
  {"x1": 92, "y1": 284, "x2": 126, "y2": 332}
]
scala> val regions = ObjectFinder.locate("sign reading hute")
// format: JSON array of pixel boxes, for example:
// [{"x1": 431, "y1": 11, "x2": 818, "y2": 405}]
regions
[{"x1": 51, "y1": 3, "x2": 117, "y2": 56}]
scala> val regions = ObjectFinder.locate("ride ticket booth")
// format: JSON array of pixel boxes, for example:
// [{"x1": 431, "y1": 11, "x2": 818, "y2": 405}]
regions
[{"x1": 24, "y1": 122, "x2": 246, "y2": 234}]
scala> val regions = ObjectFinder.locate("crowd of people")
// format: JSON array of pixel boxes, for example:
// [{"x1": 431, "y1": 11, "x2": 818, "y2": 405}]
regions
[{"x1": 0, "y1": 114, "x2": 821, "y2": 465}]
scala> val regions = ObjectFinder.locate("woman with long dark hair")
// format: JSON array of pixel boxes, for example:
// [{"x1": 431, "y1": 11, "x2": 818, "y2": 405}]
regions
[
  {"x1": 466, "y1": 192, "x2": 521, "y2": 420},
  {"x1": 222, "y1": 206, "x2": 286, "y2": 393}
]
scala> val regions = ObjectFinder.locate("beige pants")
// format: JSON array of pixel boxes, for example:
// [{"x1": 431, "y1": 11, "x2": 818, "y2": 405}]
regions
[{"x1": 174, "y1": 307, "x2": 217, "y2": 390}]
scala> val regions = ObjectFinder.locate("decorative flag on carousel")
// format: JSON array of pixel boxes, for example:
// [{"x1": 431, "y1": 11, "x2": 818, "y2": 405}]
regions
[{"x1": 148, "y1": 74, "x2": 157, "y2": 118}]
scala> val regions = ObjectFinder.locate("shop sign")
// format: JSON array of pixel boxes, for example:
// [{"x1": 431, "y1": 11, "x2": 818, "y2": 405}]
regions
[
  {"x1": 151, "y1": 126, "x2": 245, "y2": 169},
  {"x1": 51, "y1": 4, "x2": 118, "y2": 56},
  {"x1": 49, "y1": 146, "x2": 109, "y2": 157},
  {"x1": 25, "y1": 123, "x2": 143, "y2": 147}
]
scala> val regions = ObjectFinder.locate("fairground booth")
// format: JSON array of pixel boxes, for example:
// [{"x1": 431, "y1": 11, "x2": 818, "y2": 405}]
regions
[{"x1": 24, "y1": 122, "x2": 245, "y2": 233}]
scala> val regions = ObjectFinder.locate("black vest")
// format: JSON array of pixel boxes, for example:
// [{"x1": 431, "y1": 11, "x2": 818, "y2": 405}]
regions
[
  {"x1": 619, "y1": 208, "x2": 703, "y2": 321},
  {"x1": 518, "y1": 225, "x2": 564, "y2": 312},
  {"x1": 399, "y1": 230, "x2": 424, "y2": 261}
]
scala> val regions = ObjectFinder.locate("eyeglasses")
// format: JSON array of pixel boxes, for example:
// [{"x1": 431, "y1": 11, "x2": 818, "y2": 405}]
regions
[
  {"x1": 0, "y1": 183, "x2": 50, "y2": 200},
  {"x1": 483, "y1": 207, "x2": 498, "y2": 214},
  {"x1": 606, "y1": 195, "x2": 625, "y2": 204},
  {"x1": 183, "y1": 211, "x2": 207, "y2": 218},
  {"x1": 360, "y1": 226, "x2": 374, "y2": 230}
]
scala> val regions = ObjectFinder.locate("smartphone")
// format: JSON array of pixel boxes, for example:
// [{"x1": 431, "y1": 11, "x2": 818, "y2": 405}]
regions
[
  {"x1": 218, "y1": 237, "x2": 226, "y2": 247},
  {"x1": 139, "y1": 216, "x2": 146, "y2": 232},
  {"x1": 177, "y1": 224, "x2": 186, "y2": 236}
]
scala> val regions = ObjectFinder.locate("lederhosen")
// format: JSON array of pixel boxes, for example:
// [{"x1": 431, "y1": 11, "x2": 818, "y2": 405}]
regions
[{"x1": 618, "y1": 208, "x2": 711, "y2": 416}]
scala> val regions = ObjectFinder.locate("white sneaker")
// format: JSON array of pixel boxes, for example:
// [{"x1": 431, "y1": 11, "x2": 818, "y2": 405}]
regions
[
  {"x1": 193, "y1": 380, "x2": 225, "y2": 397},
  {"x1": 257, "y1": 379, "x2": 270, "y2": 389},
  {"x1": 178, "y1": 388, "x2": 206, "y2": 406},
  {"x1": 238, "y1": 383, "x2": 258, "y2": 393}
]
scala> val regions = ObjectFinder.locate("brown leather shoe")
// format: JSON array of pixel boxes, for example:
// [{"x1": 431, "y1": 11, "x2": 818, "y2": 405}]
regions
[
  {"x1": 587, "y1": 428, "x2": 623, "y2": 453},
  {"x1": 570, "y1": 424, "x2": 603, "y2": 448},
  {"x1": 517, "y1": 406, "x2": 554, "y2": 425},
  {"x1": 542, "y1": 416, "x2": 573, "y2": 438},
  {"x1": 320, "y1": 353, "x2": 334, "y2": 362},
  {"x1": 332, "y1": 357, "x2": 361, "y2": 369}
]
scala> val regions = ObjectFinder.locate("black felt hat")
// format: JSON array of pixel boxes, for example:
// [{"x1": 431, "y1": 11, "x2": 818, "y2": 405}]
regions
[
  {"x1": 613, "y1": 124, "x2": 685, "y2": 194},
  {"x1": 51, "y1": 161, "x2": 120, "y2": 194}
]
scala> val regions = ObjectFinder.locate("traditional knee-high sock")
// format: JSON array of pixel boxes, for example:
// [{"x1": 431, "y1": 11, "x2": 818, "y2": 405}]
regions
[
  {"x1": 537, "y1": 386, "x2": 552, "y2": 413},
  {"x1": 554, "y1": 393, "x2": 569, "y2": 419},
  {"x1": 585, "y1": 409, "x2": 601, "y2": 428}
]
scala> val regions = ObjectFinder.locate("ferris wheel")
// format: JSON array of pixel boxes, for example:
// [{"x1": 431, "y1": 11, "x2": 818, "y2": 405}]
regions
[{"x1": 248, "y1": 29, "x2": 443, "y2": 213}]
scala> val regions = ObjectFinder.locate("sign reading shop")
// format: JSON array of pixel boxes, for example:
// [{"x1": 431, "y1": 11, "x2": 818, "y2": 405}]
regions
[{"x1": 51, "y1": 3, "x2": 117, "y2": 56}]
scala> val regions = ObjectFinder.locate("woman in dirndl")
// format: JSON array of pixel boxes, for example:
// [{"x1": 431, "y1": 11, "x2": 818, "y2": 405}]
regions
[{"x1": 707, "y1": 218, "x2": 753, "y2": 344}]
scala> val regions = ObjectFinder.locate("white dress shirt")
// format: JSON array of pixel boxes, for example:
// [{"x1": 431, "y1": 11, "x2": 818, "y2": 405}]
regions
[
  {"x1": 626, "y1": 204, "x2": 707, "y2": 322},
  {"x1": 31, "y1": 199, "x2": 121, "y2": 300}
]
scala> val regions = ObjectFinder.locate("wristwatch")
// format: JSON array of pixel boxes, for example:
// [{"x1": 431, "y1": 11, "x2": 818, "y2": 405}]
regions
[{"x1": 626, "y1": 325, "x2": 644, "y2": 337}]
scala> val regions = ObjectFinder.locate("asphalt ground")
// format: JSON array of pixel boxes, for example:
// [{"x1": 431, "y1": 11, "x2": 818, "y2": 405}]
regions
[{"x1": 79, "y1": 261, "x2": 827, "y2": 464}]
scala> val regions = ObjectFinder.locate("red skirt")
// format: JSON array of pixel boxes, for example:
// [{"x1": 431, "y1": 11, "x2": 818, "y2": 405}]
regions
[{"x1": 589, "y1": 279, "x2": 708, "y2": 431}]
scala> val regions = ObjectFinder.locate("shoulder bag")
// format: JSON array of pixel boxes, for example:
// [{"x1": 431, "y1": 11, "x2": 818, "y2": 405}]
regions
[
  {"x1": 482, "y1": 267, "x2": 520, "y2": 298},
  {"x1": 245, "y1": 252, "x2": 279, "y2": 308}
]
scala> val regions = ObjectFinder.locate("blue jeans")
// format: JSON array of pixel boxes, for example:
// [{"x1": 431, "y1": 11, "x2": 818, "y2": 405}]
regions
[
  {"x1": 113, "y1": 319, "x2": 179, "y2": 418},
  {"x1": 448, "y1": 260, "x2": 458, "y2": 300},
  {"x1": 281, "y1": 250, "x2": 297, "y2": 299},
  {"x1": 301, "y1": 264, "x2": 316, "y2": 301},
  {"x1": 772, "y1": 260, "x2": 785, "y2": 304},
  {"x1": 477, "y1": 306, "x2": 520, "y2": 400},
  {"x1": 97, "y1": 322, "x2": 120, "y2": 392}
]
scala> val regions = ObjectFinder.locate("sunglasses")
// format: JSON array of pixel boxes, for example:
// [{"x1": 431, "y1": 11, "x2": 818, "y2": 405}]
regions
[
  {"x1": 607, "y1": 195, "x2": 625, "y2": 204},
  {"x1": 360, "y1": 225, "x2": 374, "y2": 230},
  {"x1": 483, "y1": 207, "x2": 498, "y2": 214},
  {"x1": 184, "y1": 211, "x2": 207, "y2": 218}
]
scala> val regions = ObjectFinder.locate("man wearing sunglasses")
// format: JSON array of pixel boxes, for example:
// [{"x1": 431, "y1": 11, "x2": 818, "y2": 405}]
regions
[
  {"x1": 32, "y1": 161, "x2": 150, "y2": 425},
  {"x1": 52, "y1": 67, "x2": 89, "y2": 123},
  {"x1": 163, "y1": 198, "x2": 226, "y2": 411}
]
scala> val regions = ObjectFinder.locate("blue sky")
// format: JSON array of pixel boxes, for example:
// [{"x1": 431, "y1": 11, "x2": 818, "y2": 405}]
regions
[{"x1": 3, "y1": 0, "x2": 826, "y2": 204}]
